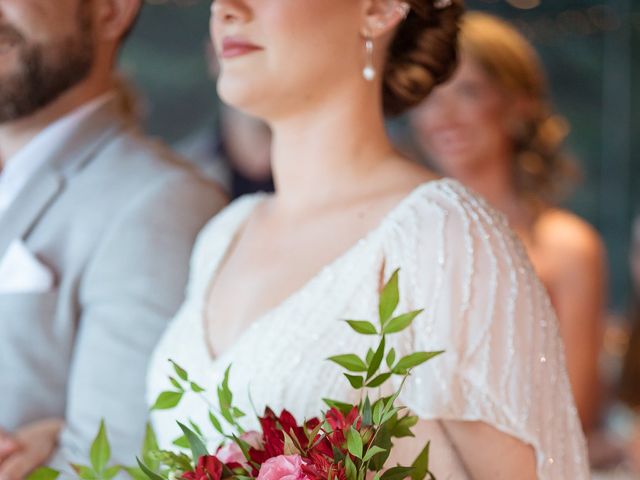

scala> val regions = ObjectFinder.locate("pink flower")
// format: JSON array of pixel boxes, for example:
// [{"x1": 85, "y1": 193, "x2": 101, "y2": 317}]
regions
[
  {"x1": 216, "y1": 431, "x2": 263, "y2": 466},
  {"x1": 257, "y1": 455, "x2": 310, "y2": 480}
]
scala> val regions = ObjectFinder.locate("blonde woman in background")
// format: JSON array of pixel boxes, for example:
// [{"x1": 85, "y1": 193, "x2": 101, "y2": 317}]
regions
[{"x1": 410, "y1": 12, "x2": 607, "y2": 433}]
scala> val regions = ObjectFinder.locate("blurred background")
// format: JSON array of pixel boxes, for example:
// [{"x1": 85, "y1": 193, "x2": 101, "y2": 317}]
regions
[
  {"x1": 118, "y1": 1, "x2": 639, "y2": 475},
  {"x1": 121, "y1": 0, "x2": 639, "y2": 313}
]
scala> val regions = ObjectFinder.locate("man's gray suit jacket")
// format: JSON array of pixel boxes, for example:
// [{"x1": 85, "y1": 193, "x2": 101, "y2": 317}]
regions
[{"x1": 0, "y1": 100, "x2": 227, "y2": 468}]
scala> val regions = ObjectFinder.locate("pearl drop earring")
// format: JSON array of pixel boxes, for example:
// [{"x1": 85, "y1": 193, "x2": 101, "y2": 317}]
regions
[{"x1": 363, "y1": 36, "x2": 375, "y2": 81}]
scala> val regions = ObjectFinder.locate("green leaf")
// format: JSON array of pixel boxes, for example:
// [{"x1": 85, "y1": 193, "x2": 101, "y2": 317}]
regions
[
  {"x1": 306, "y1": 421, "x2": 324, "y2": 443},
  {"x1": 218, "y1": 366, "x2": 234, "y2": 424},
  {"x1": 386, "y1": 349, "x2": 396, "y2": 369},
  {"x1": 90, "y1": 420, "x2": 110, "y2": 474},
  {"x1": 393, "y1": 351, "x2": 444, "y2": 374},
  {"x1": 232, "y1": 407, "x2": 246, "y2": 418},
  {"x1": 368, "y1": 424, "x2": 392, "y2": 471},
  {"x1": 328, "y1": 354, "x2": 368, "y2": 372},
  {"x1": 381, "y1": 466, "x2": 415, "y2": 480},
  {"x1": 347, "y1": 427, "x2": 363, "y2": 459},
  {"x1": 230, "y1": 434, "x2": 255, "y2": 468},
  {"x1": 362, "y1": 396, "x2": 373, "y2": 426},
  {"x1": 345, "y1": 320, "x2": 378, "y2": 335},
  {"x1": 136, "y1": 458, "x2": 166, "y2": 480},
  {"x1": 189, "y1": 420, "x2": 203, "y2": 436},
  {"x1": 169, "y1": 360, "x2": 188, "y2": 381},
  {"x1": 103, "y1": 465, "x2": 121, "y2": 480},
  {"x1": 323, "y1": 398, "x2": 354, "y2": 415},
  {"x1": 172, "y1": 435, "x2": 189, "y2": 449},
  {"x1": 169, "y1": 377, "x2": 183, "y2": 391},
  {"x1": 366, "y1": 372, "x2": 392, "y2": 388},
  {"x1": 345, "y1": 455, "x2": 357, "y2": 480},
  {"x1": 365, "y1": 348, "x2": 375, "y2": 365},
  {"x1": 392, "y1": 415, "x2": 419, "y2": 438},
  {"x1": 382, "y1": 389, "x2": 402, "y2": 416},
  {"x1": 208, "y1": 411, "x2": 225, "y2": 435},
  {"x1": 177, "y1": 422, "x2": 208, "y2": 460},
  {"x1": 283, "y1": 431, "x2": 302, "y2": 455},
  {"x1": 151, "y1": 391, "x2": 183, "y2": 411},
  {"x1": 124, "y1": 467, "x2": 148, "y2": 480},
  {"x1": 72, "y1": 465, "x2": 97, "y2": 480},
  {"x1": 344, "y1": 374, "x2": 364, "y2": 389},
  {"x1": 363, "y1": 446, "x2": 387, "y2": 462},
  {"x1": 190, "y1": 382, "x2": 205, "y2": 393},
  {"x1": 410, "y1": 442, "x2": 431, "y2": 480},
  {"x1": 366, "y1": 337, "x2": 386, "y2": 381},
  {"x1": 155, "y1": 450, "x2": 194, "y2": 472},
  {"x1": 221, "y1": 366, "x2": 233, "y2": 404},
  {"x1": 379, "y1": 269, "x2": 400, "y2": 326},
  {"x1": 381, "y1": 407, "x2": 400, "y2": 425},
  {"x1": 26, "y1": 467, "x2": 60, "y2": 480},
  {"x1": 382, "y1": 310, "x2": 423, "y2": 335},
  {"x1": 372, "y1": 399, "x2": 384, "y2": 424},
  {"x1": 141, "y1": 423, "x2": 160, "y2": 469}
]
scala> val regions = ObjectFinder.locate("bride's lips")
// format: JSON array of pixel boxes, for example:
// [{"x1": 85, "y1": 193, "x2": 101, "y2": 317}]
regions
[{"x1": 221, "y1": 37, "x2": 263, "y2": 59}]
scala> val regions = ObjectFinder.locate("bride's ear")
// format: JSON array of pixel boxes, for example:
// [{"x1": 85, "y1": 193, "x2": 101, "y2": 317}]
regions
[{"x1": 361, "y1": 0, "x2": 411, "y2": 39}]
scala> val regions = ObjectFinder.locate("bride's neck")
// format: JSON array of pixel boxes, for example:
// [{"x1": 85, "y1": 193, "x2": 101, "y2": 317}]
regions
[{"x1": 269, "y1": 90, "x2": 395, "y2": 211}]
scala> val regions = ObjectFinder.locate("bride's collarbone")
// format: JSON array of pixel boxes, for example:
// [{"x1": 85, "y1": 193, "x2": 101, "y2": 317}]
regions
[
  {"x1": 204, "y1": 207, "x2": 382, "y2": 353},
  {"x1": 203, "y1": 179, "x2": 434, "y2": 355}
]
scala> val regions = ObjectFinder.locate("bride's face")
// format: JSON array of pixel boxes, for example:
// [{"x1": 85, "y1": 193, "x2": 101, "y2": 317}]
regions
[{"x1": 210, "y1": 0, "x2": 364, "y2": 119}]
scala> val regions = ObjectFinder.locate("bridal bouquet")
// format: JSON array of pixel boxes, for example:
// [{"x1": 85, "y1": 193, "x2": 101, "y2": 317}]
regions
[
  {"x1": 33, "y1": 270, "x2": 443, "y2": 480},
  {"x1": 143, "y1": 270, "x2": 442, "y2": 480}
]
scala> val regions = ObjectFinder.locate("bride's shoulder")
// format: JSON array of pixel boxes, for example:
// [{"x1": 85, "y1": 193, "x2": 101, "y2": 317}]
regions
[
  {"x1": 412, "y1": 178, "x2": 506, "y2": 223},
  {"x1": 397, "y1": 178, "x2": 545, "y2": 319},
  {"x1": 401, "y1": 178, "x2": 525, "y2": 259}
]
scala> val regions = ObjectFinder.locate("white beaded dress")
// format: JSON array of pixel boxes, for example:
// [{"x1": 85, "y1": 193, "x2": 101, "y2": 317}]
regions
[{"x1": 147, "y1": 179, "x2": 589, "y2": 479}]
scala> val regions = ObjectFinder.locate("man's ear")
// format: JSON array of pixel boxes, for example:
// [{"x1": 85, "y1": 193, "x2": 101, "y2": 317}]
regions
[
  {"x1": 361, "y1": 0, "x2": 410, "y2": 39},
  {"x1": 93, "y1": 0, "x2": 142, "y2": 42}
]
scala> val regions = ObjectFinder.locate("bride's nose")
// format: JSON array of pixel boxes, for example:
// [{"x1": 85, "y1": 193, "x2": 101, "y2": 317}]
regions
[{"x1": 211, "y1": 0, "x2": 251, "y2": 24}]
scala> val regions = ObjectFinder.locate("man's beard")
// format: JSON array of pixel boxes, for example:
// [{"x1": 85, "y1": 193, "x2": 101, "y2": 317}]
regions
[{"x1": 0, "y1": 4, "x2": 95, "y2": 124}]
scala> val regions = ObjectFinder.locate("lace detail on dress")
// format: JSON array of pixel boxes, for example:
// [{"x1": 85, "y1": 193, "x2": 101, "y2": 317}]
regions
[{"x1": 146, "y1": 179, "x2": 589, "y2": 479}]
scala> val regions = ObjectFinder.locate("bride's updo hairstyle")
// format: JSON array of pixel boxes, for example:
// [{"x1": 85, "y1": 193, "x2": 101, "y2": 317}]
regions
[{"x1": 383, "y1": 0, "x2": 464, "y2": 117}]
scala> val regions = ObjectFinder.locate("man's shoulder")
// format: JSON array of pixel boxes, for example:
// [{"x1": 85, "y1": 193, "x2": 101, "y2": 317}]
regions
[
  {"x1": 76, "y1": 126, "x2": 225, "y2": 201},
  {"x1": 92, "y1": 127, "x2": 201, "y2": 179}
]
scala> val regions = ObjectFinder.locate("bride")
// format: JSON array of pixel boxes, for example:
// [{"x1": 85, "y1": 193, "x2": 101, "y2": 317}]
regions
[{"x1": 148, "y1": 0, "x2": 589, "y2": 478}]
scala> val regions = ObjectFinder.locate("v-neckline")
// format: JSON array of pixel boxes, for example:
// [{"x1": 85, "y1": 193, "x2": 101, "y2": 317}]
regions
[{"x1": 201, "y1": 179, "x2": 448, "y2": 362}]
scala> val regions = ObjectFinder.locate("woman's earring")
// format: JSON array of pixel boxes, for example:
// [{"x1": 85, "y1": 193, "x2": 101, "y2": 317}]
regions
[{"x1": 363, "y1": 36, "x2": 375, "y2": 81}]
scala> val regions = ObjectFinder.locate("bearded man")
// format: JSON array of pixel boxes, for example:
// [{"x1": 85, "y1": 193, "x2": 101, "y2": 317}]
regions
[{"x1": 0, "y1": 0, "x2": 226, "y2": 477}]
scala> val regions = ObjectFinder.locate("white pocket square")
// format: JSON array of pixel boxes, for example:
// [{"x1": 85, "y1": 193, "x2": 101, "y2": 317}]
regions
[{"x1": 0, "y1": 240, "x2": 54, "y2": 293}]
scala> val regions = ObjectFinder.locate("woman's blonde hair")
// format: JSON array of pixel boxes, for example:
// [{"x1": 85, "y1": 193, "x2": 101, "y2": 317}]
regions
[{"x1": 460, "y1": 12, "x2": 579, "y2": 205}]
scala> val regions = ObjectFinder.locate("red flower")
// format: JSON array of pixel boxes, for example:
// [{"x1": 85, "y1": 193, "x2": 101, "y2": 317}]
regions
[
  {"x1": 301, "y1": 452, "x2": 347, "y2": 480},
  {"x1": 182, "y1": 455, "x2": 223, "y2": 480},
  {"x1": 325, "y1": 406, "x2": 362, "y2": 451},
  {"x1": 248, "y1": 409, "x2": 327, "y2": 475},
  {"x1": 326, "y1": 406, "x2": 361, "y2": 432}
]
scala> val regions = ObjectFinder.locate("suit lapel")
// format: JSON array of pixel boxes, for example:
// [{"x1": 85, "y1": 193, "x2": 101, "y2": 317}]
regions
[
  {"x1": 0, "y1": 98, "x2": 127, "y2": 261},
  {"x1": 0, "y1": 168, "x2": 62, "y2": 260}
]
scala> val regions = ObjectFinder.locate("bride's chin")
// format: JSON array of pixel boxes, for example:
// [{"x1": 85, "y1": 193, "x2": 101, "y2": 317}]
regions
[{"x1": 216, "y1": 80, "x2": 268, "y2": 117}]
